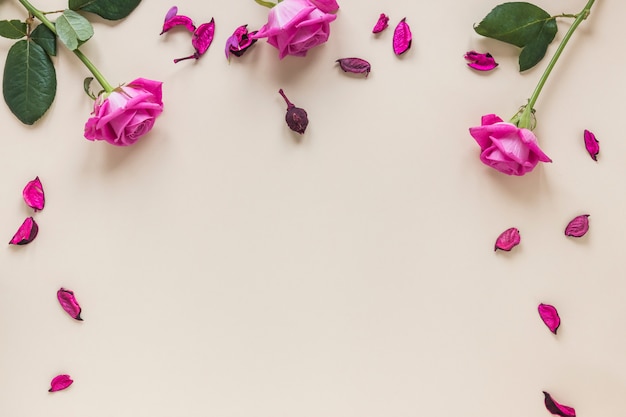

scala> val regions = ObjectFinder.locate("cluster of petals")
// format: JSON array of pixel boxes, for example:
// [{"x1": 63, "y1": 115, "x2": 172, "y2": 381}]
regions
[{"x1": 225, "y1": 25, "x2": 258, "y2": 60}]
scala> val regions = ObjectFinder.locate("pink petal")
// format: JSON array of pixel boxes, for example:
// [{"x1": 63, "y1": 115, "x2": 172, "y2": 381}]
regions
[
  {"x1": 372, "y1": 13, "x2": 389, "y2": 33},
  {"x1": 564, "y1": 214, "x2": 589, "y2": 238},
  {"x1": 309, "y1": 0, "x2": 339, "y2": 13},
  {"x1": 392, "y1": 18, "x2": 412, "y2": 55},
  {"x1": 494, "y1": 227, "x2": 520, "y2": 251},
  {"x1": 49, "y1": 374, "x2": 73, "y2": 392},
  {"x1": 164, "y1": 6, "x2": 177, "y2": 22},
  {"x1": 23, "y1": 176, "x2": 45, "y2": 211},
  {"x1": 336, "y1": 57, "x2": 371, "y2": 77},
  {"x1": 192, "y1": 19, "x2": 215, "y2": 55},
  {"x1": 57, "y1": 288, "x2": 83, "y2": 321},
  {"x1": 538, "y1": 303, "x2": 560, "y2": 334},
  {"x1": 9, "y1": 217, "x2": 38, "y2": 245},
  {"x1": 543, "y1": 392, "x2": 576, "y2": 417},
  {"x1": 583, "y1": 129, "x2": 599, "y2": 161},
  {"x1": 161, "y1": 14, "x2": 195, "y2": 34},
  {"x1": 464, "y1": 50, "x2": 498, "y2": 71}
]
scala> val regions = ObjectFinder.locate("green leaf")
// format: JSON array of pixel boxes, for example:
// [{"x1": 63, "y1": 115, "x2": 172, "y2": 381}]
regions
[
  {"x1": 68, "y1": 0, "x2": 141, "y2": 21},
  {"x1": 3, "y1": 40, "x2": 57, "y2": 125},
  {"x1": 474, "y1": 2, "x2": 558, "y2": 71},
  {"x1": 31, "y1": 24, "x2": 57, "y2": 56},
  {"x1": 0, "y1": 19, "x2": 26, "y2": 39},
  {"x1": 55, "y1": 9, "x2": 94, "y2": 51}
]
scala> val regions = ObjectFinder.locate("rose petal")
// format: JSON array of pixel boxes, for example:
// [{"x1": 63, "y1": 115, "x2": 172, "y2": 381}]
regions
[
  {"x1": 372, "y1": 13, "x2": 389, "y2": 33},
  {"x1": 583, "y1": 129, "x2": 599, "y2": 161},
  {"x1": 393, "y1": 18, "x2": 412, "y2": 55},
  {"x1": 465, "y1": 50, "x2": 498, "y2": 71},
  {"x1": 336, "y1": 57, "x2": 371, "y2": 77},
  {"x1": 192, "y1": 19, "x2": 215, "y2": 55},
  {"x1": 160, "y1": 13, "x2": 195, "y2": 34},
  {"x1": 49, "y1": 374, "x2": 73, "y2": 392},
  {"x1": 538, "y1": 303, "x2": 560, "y2": 334},
  {"x1": 564, "y1": 214, "x2": 589, "y2": 238},
  {"x1": 164, "y1": 6, "x2": 177, "y2": 22},
  {"x1": 9, "y1": 217, "x2": 38, "y2": 245},
  {"x1": 225, "y1": 25, "x2": 258, "y2": 60},
  {"x1": 494, "y1": 227, "x2": 520, "y2": 251},
  {"x1": 543, "y1": 392, "x2": 576, "y2": 417},
  {"x1": 309, "y1": 0, "x2": 339, "y2": 13},
  {"x1": 23, "y1": 176, "x2": 45, "y2": 211},
  {"x1": 57, "y1": 288, "x2": 83, "y2": 321}
]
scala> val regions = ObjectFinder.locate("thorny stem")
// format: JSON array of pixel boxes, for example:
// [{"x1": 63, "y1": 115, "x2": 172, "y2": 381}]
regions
[
  {"x1": 516, "y1": 0, "x2": 596, "y2": 129},
  {"x1": 17, "y1": 0, "x2": 115, "y2": 93}
]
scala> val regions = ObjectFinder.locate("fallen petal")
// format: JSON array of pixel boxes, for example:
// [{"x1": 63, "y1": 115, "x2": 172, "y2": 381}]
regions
[
  {"x1": 279, "y1": 89, "x2": 308, "y2": 134},
  {"x1": 161, "y1": 13, "x2": 195, "y2": 34},
  {"x1": 464, "y1": 50, "x2": 498, "y2": 71},
  {"x1": 49, "y1": 374, "x2": 73, "y2": 392},
  {"x1": 393, "y1": 18, "x2": 412, "y2": 55},
  {"x1": 225, "y1": 25, "x2": 257, "y2": 60},
  {"x1": 538, "y1": 303, "x2": 560, "y2": 334},
  {"x1": 336, "y1": 57, "x2": 371, "y2": 77},
  {"x1": 494, "y1": 227, "x2": 520, "y2": 251},
  {"x1": 543, "y1": 392, "x2": 576, "y2": 417},
  {"x1": 9, "y1": 217, "x2": 38, "y2": 245},
  {"x1": 23, "y1": 176, "x2": 45, "y2": 211},
  {"x1": 372, "y1": 13, "x2": 389, "y2": 33},
  {"x1": 564, "y1": 215, "x2": 589, "y2": 238},
  {"x1": 583, "y1": 129, "x2": 599, "y2": 161},
  {"x1": 192, "y1": 19, "x2": 215, "y2": 56},
  {"x1": 57, "y1": 288, "x2": 83, "y2": 321}
]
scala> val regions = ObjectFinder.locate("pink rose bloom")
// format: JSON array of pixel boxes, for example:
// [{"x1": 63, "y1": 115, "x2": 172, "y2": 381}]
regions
[
  {"x1": 251, "y1": 0, "x2": 338, "y2": 59},
  {"x1": 84, "y1": 78, "x2": 163, "y2": 146},
  {"x1": 469, "y1": 114, "x2": 552, "y2": 176}
]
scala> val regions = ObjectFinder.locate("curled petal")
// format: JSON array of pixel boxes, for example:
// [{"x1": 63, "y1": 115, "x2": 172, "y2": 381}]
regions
[
  {"x1": 393, "y1": 18, "x2": 412, "y2": 55},
  {"x1": 494, "y1": 227, "x2": 520, "y2": 251},
  {"x1": 9, "y1": 217, "x2": 38, "y2": 245},
  {"x1": 23, "y1": 176, "x2": 45, "y2": 211},
  {"x1": 49, "y1": 374, "x2": 73, "y2": 392},
  {"x1": 538, "y1": 303, "x2": 560, "y2": 334},
  {"x1": 309, "y1": 0, "x2": 339, "y2": 13},
  {"x1": 161, "y1": 13, "x2": 195, "y2": 34},
  {"x1": 543, "y1": 392, "x2": 576, "y2": 417},
  {"x1": 225, "y1": 25, "x2": 258, "y2": 60},
  {"x1": 583, "y1": 129, "x2": 599, "y2": 161},
  {"x1": 372, "y1": 13, "x2": 389, "y2": 33},
  {"x1": 57, "y1": 288, "x2": 83, "y2": 321},
  {"x1": 465, "y1": 50, "x2": 498, "y2": 71},
  {"x1": 336, "y1": 57, "x2": 371, "y2": 77},
  {"x1": 565, "y1": 215, "x2": 589, "y2": 238}
]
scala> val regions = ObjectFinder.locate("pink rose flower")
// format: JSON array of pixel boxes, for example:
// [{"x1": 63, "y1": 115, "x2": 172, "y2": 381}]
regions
[
  {"x1": 469, "y1": 114, "x2": 552, "y2": 176},
  {"x1": 84, "y1": 78, "x2": 163, "y2": 146},
  {"x1": 251, "y1": 0, "x2": 338, "y2": 59}
]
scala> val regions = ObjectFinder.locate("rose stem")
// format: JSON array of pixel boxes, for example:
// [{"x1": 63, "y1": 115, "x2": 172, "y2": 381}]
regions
[{"x1": 278, "y1": 89, "x2": 295, "y2": 110}]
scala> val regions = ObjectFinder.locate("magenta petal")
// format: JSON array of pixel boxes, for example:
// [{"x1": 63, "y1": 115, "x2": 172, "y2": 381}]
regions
[
  {"x1": 543, "y1": 392, "x2": 576, "y2": 417},
  {"x1": 565, "y1": 214, "x2": 590, "y2": 238},
  {"x1": 9, "y1": 217, "x2": 38, "y2": 245},
  {"x1": 57, "y1": 288, "x2": 83, "y2": 321},
  {"x1": 494, "y1": 227, "x2": 520, "y2": 251},
  {"x1": 49, "y1": 374, "x2": 73, "y2": 392},
  {"x1": 161, "y1": 14, "x2": 196, "y2": 34},
  {"x1": 393, "y1": 18, "x2": 412, "y2": 55},
  {"x1": 372, "y1": 13, "x2": 389, "y2": 33},
  {"x1": 583, "y1": 129, "x2": 599, "y2": 161},
  {"x1": 191, "y1": 19, "x2": 215, "y2": 56},
  {"x1": 164, "y1": 6, "x2": 177, "y2": 22},
  {"x1": 23, "y1": 176, "x2": 45, "y2": 211},
  {"x1": 465, "y1": 50, "x2": 498, "y2": 71},
  {"x1": 336, "y1": 57, "x2": 371, "y2": 77},
  {"x1": 538, "y1": 303, "x2": 560, "y2": 334}
]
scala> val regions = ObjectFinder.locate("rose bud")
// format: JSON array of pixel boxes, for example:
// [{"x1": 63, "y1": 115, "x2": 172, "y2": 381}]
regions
[{"x1": 278, "y1": 89, "x2": 308, "y2": 134}]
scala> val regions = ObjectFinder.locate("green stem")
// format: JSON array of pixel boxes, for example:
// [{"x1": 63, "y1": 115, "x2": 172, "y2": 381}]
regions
[
  {"x1": 517, "y1": 0, "x2": 595, "y2": 129},
  {"x1": 17, "y1": 0, "x2": 114, "y2": 93},
  {"x1": 253, "y1": 0, "x2": 277, "y2": 8}
]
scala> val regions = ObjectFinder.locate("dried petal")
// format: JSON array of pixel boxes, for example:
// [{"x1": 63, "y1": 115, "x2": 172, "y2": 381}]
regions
[
  {"x1": 538, "y1": 303, "x2": 560, "y2": 334},
  {"x1": 583, "y1": 129, "x2": 599, "y2": 161},
  {"x1": 372, "y1": 13, "x2": 389, "y2": 33},
  {"x1": 564, "y1": 214, "x2": 589, "y2": 238},
  {"x1": 174, "y1": 19, "x2": 215, "y2": 63},
  {"x1": 543, "y1": 392, "x2": 576, "y2": 417},
  {"x1": 494, "y1": 227, "x2": 520, "y2": 251},
  {"x1": 464, "y1": 50, "x2": 498, "y2": 71},
  {"x1": 9, "y1": 217, "x2": 38, "y2": 245},
  {"x1": 336, "y1": 57, "x2": 371, "y2": 77},
  {"x1": 49, "y1": 374, "x2": 73, "y2": 392},
  {"x1": 23, "y1": 176, "x2": 45, "y2": 211},
  {"x1": 160, "y1": 7, "x2": 195, "y2": 34},
  {"x1": 57, "y1": 288, "x2": 83, "y2": 321},
  {"x1": 164, "y1": 6, "x2": 177, "y2": 22},
  {"x1": 393, "y1": 18, "x2": 412, "y2": 55},
  {"x1": 278, "y1": 89, "x2": 308, "y2": 134},
  {"x1": 225, "y1": 25, "x2": 258, "y2": 60}
]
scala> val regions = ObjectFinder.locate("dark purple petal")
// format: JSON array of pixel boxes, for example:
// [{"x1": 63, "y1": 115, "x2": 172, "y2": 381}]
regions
[
  {"x1": 336, "y1": 57, "x2": 371, "y2": 77},
  {"x1": 23, "y1": 176, "x2": 45, "y2": 211},
  {"x1": 372, "y1": 13, "x2": 389, "y2": 33},
  {"x1": 57, "y1": 288, "x2": 83, "y2": 321},
  {"x1": 543, "y1": 392, "x2": 576, "y2": 417},
  {"x1": 392, "y1": 18, "x2": 412, "y2": 55},
  {"x1": 49, "y1": 374, "x2": 73, "y2": 392},
  {"x1": 160, "y1": 14, "x2": 195, "y2": 35},
  {"x1": 565, "y1": 215, "x2": 589, "y2": 238},
  {"x1": 464, "y1": 50, "x2": 498, "y2": 71},
  {"x1": 538, "y1": 303, "x2": 560, "y2": 334},
  {"x1": 279, "y1": 89, "x2": 308, "y2": 134},
  {"x1": 583, "y1": 129, "x2": 599, "y2": 161},
  {"x1": 494, "y1": 227, "x2": 520, "y2": 251},
  {"x1": 9, "y1": 217, "x2": 38, "y2": 245}
]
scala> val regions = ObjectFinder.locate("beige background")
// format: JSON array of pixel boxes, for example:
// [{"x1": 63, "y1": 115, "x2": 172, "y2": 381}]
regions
[{"x1": 1, "y1": 0, "x2": 624, "y2": 416}]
